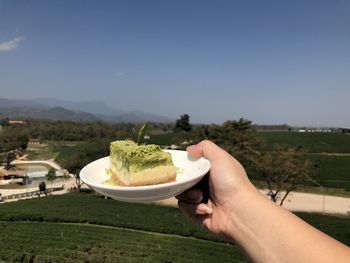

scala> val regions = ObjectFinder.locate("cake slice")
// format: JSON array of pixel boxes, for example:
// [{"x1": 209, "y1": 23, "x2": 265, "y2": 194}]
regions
[{"x1": 109, "y1": 140, "x2": 176, "y2": 186}]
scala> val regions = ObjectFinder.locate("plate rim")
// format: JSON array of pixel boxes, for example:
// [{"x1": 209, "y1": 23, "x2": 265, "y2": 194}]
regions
[{"x1": 79, "y1": 149, "x2": 210, "y2": 192}]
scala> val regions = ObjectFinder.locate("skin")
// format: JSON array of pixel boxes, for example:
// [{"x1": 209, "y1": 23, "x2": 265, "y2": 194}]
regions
[{"x1": 176, "y1": 140, "x2": 350, "y2": 263}]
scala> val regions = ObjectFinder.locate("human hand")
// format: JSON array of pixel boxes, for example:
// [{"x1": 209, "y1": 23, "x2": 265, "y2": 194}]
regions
[
  {"x1": 177, "y1": 140, "x2": 350, "y2": 262},
  {"x1": 176, "y1": 140, "x2": 256, "y2": 239}
]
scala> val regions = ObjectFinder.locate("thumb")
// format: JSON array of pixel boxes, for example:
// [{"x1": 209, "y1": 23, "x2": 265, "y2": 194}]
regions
[{"x1": 186, "y1": 140, "x2": 230, "y2": 163}]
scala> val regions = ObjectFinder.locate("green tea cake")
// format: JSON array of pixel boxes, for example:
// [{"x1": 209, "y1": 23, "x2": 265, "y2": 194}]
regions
[{"x1": 109, "y1": 140, "x2": 176, "y2": 186}]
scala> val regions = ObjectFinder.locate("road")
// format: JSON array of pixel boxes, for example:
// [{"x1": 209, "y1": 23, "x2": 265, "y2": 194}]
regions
[{"x1": 152, "y1": 190, "x2": 350, "y2": 215}]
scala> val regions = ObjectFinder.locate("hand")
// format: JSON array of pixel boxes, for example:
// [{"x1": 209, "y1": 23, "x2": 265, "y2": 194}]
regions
[
  {"x1": 176, "y1": 140, "x2": 255, "y2": 239},
  {"x1": 177, "y1": 140, "x2": 350, "y2": 262}
]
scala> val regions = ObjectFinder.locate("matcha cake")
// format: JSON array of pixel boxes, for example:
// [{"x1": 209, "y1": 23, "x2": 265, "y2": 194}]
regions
[{"x1": 109, "y1": 140, "x2": 177, "y2": 186}]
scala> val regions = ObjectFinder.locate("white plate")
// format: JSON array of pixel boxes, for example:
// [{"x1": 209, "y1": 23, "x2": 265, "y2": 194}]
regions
[{"x1": 80, "y1": 150, "x2": 210, "y2": 202}]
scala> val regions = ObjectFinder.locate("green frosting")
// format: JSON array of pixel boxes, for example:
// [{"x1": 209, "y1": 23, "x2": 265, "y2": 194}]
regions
[{"x1": 110, "y1": 140, "x2": 174, "y2": 173}]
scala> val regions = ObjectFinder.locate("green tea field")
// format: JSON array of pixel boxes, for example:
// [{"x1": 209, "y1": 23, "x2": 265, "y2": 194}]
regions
[
  {"x1": 257, "y1": 132, "x2": 350, "y2": 153},
  {"x1": 0, "y1": 192, "x2": 349, "y2": 262}
]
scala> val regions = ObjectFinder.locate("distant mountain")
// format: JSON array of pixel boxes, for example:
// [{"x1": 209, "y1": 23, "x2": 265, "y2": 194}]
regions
[
  {"x1": 30, "y1": 98, "x2": 125, "y2": 116},
  {"x1": 0, "y1": 98, "x2": 173, "y2": 123},
  {"x1": 0, "y1": 106, "x2": 100, "y2": 122}
]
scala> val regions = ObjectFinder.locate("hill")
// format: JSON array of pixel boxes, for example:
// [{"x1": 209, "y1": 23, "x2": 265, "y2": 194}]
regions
[
  {"x1": 0, "y1": 106, "x2": 100, "y2": 122},
  {"x1": 0, "y1": 98, "x2": 173, "y2": 123}
]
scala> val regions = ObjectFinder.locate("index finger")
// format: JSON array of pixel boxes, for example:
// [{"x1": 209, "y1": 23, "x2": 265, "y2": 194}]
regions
[{"x1": 186, "y1": 140, "x2": 230, "y2": 162}]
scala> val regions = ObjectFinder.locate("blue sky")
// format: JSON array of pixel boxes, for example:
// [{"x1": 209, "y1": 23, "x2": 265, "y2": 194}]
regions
[{"x1": 0, "y1": 0, "x2": 349, "y2": 126}]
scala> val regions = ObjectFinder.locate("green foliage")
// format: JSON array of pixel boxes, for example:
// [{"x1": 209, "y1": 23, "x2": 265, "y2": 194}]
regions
[
  {"x1": 26, "y1": 141, "x2": 82, "y2": 160},
  {"x1": 0, "y1": 221, "x2": 246, "y2": 263},
  {"x1": 0, "y1": 120, "x2": 130, "y2": 142},
  {"x1": 0, "y1": 192, "x2": 216, "y2": 241},
  {"x1": 310, "y1": 154, "x2": 350, "y2": 190},
  {"x1": 2, "y1": 151, "x2": 16, "y2": 169},
  {"x1": 0, "y1": 192, "x2": 348, "y2": 263},
  {"x1": 39, "y1": 182, "x2": 46, "y2": 192},
  {"x1": 175, "y1": 114, "x2": 192, "y2": 132},
  {"x1": 0, "y1": 120, "x2": 176, "y2": 149},
  {"x1": 0, "y1": 118, "x2": 9, "y2": 127},
  {"x1": 254, "y1": 131, "x2": 350, "y2": 190},
  {"x1": 56, "y1": 140, "x2": 110, "y2": 175},
  {"x1": 0, "y1": 127, "x2": 28, "y2": 153},
  {"x1": 257, "y1": 132, "x2": 350, "y2": 153},
  {"x1": 190, "y1": 118, "x2": 261, "y2": 166},
  {"x1": 46, "y1": 168, "x2": 57, "y2": 183},
  {"x1": 132, "y1": 122, "x2": 148, "y2": 145},
  {"x1": 148, "y1": 132, "x2": 183, "y2": 145},
  {"x1": 249, "y1": 144, "x2": 315, "y2": 205}
]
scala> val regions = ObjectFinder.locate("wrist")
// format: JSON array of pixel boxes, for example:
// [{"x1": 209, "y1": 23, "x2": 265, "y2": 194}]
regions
[{"x1": 226, "y1": 181, "x2": 264, "y2": 241}]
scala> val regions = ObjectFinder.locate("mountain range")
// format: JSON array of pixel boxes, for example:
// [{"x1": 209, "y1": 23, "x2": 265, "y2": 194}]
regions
[{"x1": 0, "y1": 98, "x2": 173, "y2": 123}]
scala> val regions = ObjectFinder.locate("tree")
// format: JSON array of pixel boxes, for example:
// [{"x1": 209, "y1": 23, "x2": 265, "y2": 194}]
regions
[
  {"x1": 0, "y1": 118, "x2": 9, "y2": 127},
  {"x1": 56, "y1": 139, "x2": 110, "y2": 191},
  {"x1": 46, "y1": 168, "x2": 57, "y2": 194},
  {"x1": 3, "y1": 151, "x2": 16, "y2": 170},
  {"x1": 250, "y1": 144, "x2": 314, "y2": 206},
  {"x1": 175, "y1": 114, "x2": 192, "y2": 132},
  {"x1": 39, "y1": 181, "x2": 46, "y2": 197},
  {"x1": 196, "y1": 118, "x2": 261, "y2": 165}
]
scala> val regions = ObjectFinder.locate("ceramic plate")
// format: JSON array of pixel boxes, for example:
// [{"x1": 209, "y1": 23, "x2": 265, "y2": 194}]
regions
[{"x1": 80, "y1": 150, "x2": 210, "y2": 202}]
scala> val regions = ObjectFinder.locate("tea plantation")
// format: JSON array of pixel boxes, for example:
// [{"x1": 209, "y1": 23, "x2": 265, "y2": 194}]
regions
[{"x1": 0, "y1": 192, "x2": 349, "y2": 262}]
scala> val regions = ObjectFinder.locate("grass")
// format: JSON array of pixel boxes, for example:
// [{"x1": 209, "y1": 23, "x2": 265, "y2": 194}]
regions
[{"x1": 26, "y1": 141, "x2": 83, "y2": 160}]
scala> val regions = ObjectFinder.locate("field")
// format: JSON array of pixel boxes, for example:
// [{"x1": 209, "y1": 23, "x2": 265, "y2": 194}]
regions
[
  {"x1": 25, "y1": 132, "x2": 350, "y2": 193},
  {"x1": 0, "y1": 192, "x2": 349, "y2": 262},
  {"x1": 50, "y1": 131, "x2": 350, "y2": 192},
  {"x1": 257, "y1": 132, "x2": 350, "y2": 191},
  {"x1": 26, "y1": 141, "x2": 83, "y2": 160},
  {"x1": 310, "y1": 154, "x2": 350, "y2": 189},
  {"x1": 0, "y1": 222, "x2": 242, "y2": 263},
  {"x1": 0, "y1": 192, "x2": 244, "y2": 262},
  {"x1": 257, "y1": 132, "x2": 350, "y2": 153},
  {"x1": 150, "y1": 131, "x2": 350, "y2": 191}
]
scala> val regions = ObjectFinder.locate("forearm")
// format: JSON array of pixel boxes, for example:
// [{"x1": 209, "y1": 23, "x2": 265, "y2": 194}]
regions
[{"x1": 228, "y1": 185, "x2": 350, "y2": 263}]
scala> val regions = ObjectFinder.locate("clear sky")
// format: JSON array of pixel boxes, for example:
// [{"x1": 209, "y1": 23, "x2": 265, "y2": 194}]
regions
[{"x1": 0, "y1": 0, "x2": 349, "y2": 127}]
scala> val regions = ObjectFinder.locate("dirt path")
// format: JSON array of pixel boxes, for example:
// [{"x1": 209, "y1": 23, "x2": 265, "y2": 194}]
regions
[
  {"x1": 152, "y1": 190, "x2": 350, "y2": 215},
  {"x1": 310, "y1": 152, "x2": 350, "y2": 156}
]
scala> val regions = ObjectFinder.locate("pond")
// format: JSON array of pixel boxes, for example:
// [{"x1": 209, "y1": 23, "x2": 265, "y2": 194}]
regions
[
  {"x1": 0, "y1": 165, "x2": 67, "y2": 189},
  {"x1": 24, "y1": 166, "x2": 65, "y2": 187}
]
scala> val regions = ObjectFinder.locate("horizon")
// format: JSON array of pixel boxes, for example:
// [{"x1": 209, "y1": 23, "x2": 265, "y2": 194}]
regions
[
  {"x1": 1, "y1": 1, "x2": 349, "y2": 127},
  {"x1": 1, "y1": 96, "x2": 348, "y2": 129}
]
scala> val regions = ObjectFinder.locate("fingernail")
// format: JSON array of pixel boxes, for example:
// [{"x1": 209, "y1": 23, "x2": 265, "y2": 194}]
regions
[
  {"x1": 186, "y1": 145, "x2": 195, "y2": 152},
  {"x1": 205, "y1": 206, "x2": 213, "y2": 214}
]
